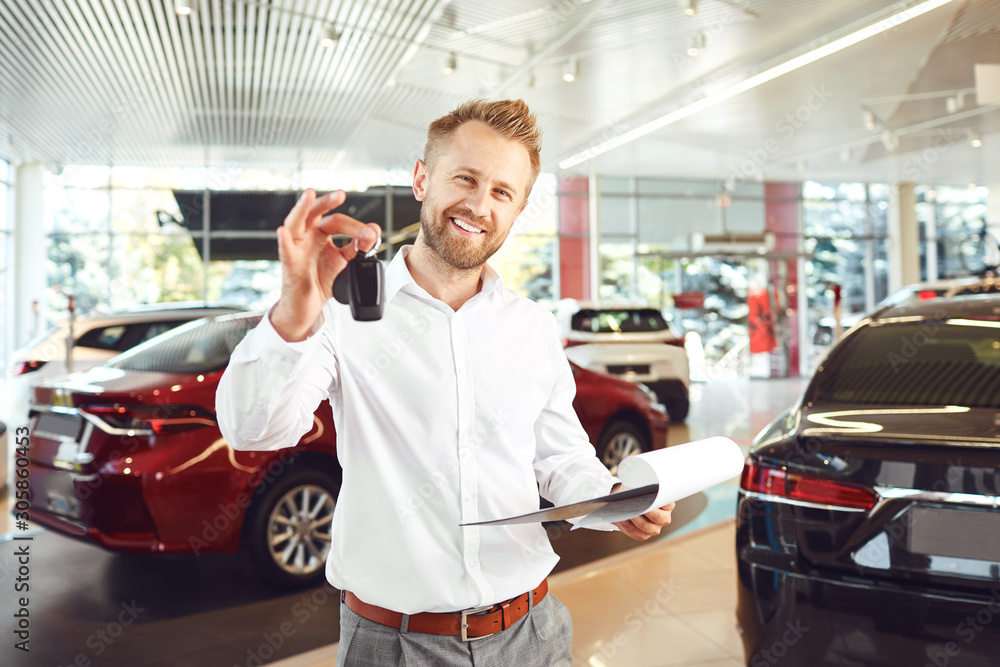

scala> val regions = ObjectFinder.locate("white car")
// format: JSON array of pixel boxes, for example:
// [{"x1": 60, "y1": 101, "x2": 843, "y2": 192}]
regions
[
  {"x1": 4, "y1": 303, "x2": 244, "y2": 421},
  {"x1": 556, "y1": 300, "x2": 690, "y2": 422}
]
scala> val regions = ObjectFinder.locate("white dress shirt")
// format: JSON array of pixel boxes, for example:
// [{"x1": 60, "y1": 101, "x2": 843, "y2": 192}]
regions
[{"x1": 216, "y1": 246, "x2": 617, "y2": 614}]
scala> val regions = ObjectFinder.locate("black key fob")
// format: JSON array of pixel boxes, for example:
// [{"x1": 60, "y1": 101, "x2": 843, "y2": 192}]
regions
[{"x1": 332, "y1": 241, "x2": 384, "y2": 321}]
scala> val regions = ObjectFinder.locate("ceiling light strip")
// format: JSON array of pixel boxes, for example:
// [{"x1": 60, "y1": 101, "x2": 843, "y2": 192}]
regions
[{"x1": 559, "y1": 0, "x2": 957, "y2": 170}]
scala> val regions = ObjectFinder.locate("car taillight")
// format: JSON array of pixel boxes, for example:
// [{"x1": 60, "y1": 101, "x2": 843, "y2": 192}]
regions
[
  {"x1": 562, "y1": 339, "x2": 588, "y2": 348},
  {"x1": 740, "y1": 461, "x2": 877, "y2": 511},
  {"x1": 664, "y1": 338, "x2": 685, "y2": 348},
  {"x1": 80, "y1": 404, "x2": 217, "y2": 435},
  {"x1": 11, "y1": 360, "x2": 46, "y2": 375},
  {"x1": 917, "y1": 290, "x2": 940, "y2": 300}
]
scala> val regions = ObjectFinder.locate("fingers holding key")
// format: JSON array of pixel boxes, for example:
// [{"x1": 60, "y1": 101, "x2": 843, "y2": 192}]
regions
[{"x1": 282, "y1": 189, "x2": 346, "y2": 245}]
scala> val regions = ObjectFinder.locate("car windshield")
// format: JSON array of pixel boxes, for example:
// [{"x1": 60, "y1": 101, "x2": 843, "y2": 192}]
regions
[
  {"x1": 571, "y1": 308, "x2": 669, "y2": 333},
  {"x1": 108, "y1": 314, "x2": 262, "y2": 374},
  {"x1": 812, "y1": 318, "x2": 1000, "y2": 407}
]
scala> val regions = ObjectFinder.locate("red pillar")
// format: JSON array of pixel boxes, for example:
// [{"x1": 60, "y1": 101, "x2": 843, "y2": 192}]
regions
[
  {"x1": 765, "y1": 182, "x2": 801, "y2": 376},
  {"x1": 558, "y1": 177, "x2": 591, "y2": 300}
]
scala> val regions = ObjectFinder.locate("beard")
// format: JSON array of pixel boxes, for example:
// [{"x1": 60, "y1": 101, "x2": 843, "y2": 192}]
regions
[{"x1": 419, "y1": 201, "x2": 510, "y2": 271}]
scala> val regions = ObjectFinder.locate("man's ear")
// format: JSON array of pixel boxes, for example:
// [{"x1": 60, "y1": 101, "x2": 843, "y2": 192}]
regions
[{"x1": 412, "y1": 160, "x2": 428, "y2": 202}]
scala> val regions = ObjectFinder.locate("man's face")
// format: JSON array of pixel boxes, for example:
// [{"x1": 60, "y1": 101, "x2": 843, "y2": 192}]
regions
[{"x1": 412, "y1": 121, "x2": 532, "y2": 271}]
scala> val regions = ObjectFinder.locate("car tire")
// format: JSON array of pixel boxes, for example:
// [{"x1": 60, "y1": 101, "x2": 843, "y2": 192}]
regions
[
  {"x1": 597, "y1": 421, "x2": 649, "y2": 475},
  {"x1": 241, "y1": 467, "x2": 340, "y2": 589},
  {"x1": 663, "y1": 395, "x2": 689, "y2": 423}
]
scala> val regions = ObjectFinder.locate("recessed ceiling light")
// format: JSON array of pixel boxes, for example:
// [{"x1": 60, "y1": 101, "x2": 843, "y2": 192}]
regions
[
  {"x1": 680, "y1": 0, "x2": 698, "y2": 17},
  {"x1": 320, "y1": 25, "x2": 340, "y2": 48},
  {"x1": 881, "y1": 129, "x2": 899, "y2": 151},
  {"x1": 562, "y1": 58, "x2": 578, "y2": 83},
  {"x1": 443, "y1": 52, "x2": 457, "y2": 76},
  {"x1": 946, "y1": 93, "x2": 965, "y2": 113},
  {"x1": 969, "y1": 130, "x2": 982, "y2": 148},
  {"x1": 175, "y1": 0, "x2": 194, "y2": 16},
  {"x1": 863, "y1": 109, "x2": 876, "y2": 131},
  {"x1": 687, "y1": 33, "x2": 706, "y2": 57}
]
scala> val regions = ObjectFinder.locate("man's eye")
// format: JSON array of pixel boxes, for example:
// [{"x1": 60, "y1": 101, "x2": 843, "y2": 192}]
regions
[{"x1": 495, "y1": 189, "x2": 510, "y2": 199}]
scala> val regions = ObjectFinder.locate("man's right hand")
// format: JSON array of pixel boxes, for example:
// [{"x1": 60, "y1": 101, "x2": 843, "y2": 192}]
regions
[{"x1": 271, "y1": 189, "x2": 382, "y2": 342}]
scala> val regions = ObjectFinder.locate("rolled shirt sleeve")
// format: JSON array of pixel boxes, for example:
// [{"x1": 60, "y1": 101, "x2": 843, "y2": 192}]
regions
[
  {"x1": 216, "y1": 303, "x2": 340, "y2": 452},
  {"x1": 531, "y1": 317, "x2": 620, "y2": 530}
]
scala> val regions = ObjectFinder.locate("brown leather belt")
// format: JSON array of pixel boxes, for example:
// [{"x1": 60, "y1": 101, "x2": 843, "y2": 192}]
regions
[{"x1": 343, "y1": 579, "x2": 548, "y2": 641}]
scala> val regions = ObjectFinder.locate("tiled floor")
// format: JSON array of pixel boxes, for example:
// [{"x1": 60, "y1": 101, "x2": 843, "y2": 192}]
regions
[{"x1": 271, "y1": 520, "x2": 743, "y2": 667}]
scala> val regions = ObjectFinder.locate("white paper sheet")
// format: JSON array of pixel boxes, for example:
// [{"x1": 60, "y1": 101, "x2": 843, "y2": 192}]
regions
[{"x1": 460, "y1": 437, "x2": 745, "y2": 528}]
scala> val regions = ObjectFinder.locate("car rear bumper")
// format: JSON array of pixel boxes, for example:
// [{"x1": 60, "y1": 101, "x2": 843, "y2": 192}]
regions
[
  {"x1": 737, "y1": 560, "x2": 1000, "y2": 667},
  {"x1": 27, "y1": 462, "x2": 169, "y2": 553}
]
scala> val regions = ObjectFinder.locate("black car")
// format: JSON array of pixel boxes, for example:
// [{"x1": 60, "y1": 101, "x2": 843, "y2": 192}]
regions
[{"x1": 737, "y1": 295, "x2": 1000, "y2": 666}]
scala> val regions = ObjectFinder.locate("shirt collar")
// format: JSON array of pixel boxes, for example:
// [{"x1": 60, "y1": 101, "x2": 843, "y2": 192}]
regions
[{"x1": 385, "y1": 245, "x2": 504, "y2": 304}]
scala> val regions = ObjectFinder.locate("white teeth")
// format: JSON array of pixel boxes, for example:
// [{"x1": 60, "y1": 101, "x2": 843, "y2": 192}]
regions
[{"x1": 452, "y1": 218, "x2": 483, "y2": 233}]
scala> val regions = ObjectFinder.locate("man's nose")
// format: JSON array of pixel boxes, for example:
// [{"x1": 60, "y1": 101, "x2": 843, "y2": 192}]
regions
[{"x1": 464, "y1": 186, "x2": 491, "y2": 218}]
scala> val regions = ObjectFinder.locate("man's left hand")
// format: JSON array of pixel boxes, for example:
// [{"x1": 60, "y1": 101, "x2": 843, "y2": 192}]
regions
[{"x1": 613, "y1": 502, "x2": 676, "y2": 541}]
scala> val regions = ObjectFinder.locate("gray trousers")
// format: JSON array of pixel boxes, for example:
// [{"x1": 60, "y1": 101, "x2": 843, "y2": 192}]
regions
[{"x1": 337, "y1": 592, "x2": 574, "y2": 667}]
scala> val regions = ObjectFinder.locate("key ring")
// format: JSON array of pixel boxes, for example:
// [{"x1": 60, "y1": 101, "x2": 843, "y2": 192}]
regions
[{"x1": 354, "y1": 231, "x2": 382, "y2": 259}]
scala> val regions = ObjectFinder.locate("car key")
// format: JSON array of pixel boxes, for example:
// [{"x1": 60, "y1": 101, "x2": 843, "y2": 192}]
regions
[{"x1": 332, "y1": 235, "x2": 384, "y2": 321}]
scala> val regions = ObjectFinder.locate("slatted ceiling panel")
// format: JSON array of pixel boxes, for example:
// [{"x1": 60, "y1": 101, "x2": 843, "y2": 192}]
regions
[
  {"x1": 0, "y1": 0, "x2": 441, "y2": 167},
  {"x1": 1, "y1": 0, "x2": 996, "y2": 183},
  {"x1": 944, "y1": 0, "x2": 1000, "y2": 39}
]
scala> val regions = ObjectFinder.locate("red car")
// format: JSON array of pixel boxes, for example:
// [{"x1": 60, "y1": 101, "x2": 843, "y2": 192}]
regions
[{"x1": 27, "y1": 312, "x2": 667, "y2": 588}]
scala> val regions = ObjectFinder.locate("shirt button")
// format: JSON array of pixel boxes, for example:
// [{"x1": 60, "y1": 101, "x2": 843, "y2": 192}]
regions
[{"x1": 467, "y1": 560, "x2": 478, "y2": 568}]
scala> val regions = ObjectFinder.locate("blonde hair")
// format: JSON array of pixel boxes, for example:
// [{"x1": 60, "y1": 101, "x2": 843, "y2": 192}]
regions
[{"x1": 424, "y1": 99, "x2": 542, "y2": 198}]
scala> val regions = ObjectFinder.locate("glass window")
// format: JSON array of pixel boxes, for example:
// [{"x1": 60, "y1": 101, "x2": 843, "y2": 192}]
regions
[
  {"x1": 490, "y1": 235, "x2": 555, "y2": 306},
  {"x1": 600, "y1": 193, "x2": 633, "y2": 236},
  {"x1": 599, "y1": 241, "x2": 636, "y2": 300},
  {"x1": 45, "y1": 187, "x2": 110, "y2": 234},
  {"x1": 111, "y1": 166, "x2": 206, "y2": 190},
  {"x1": 723, "y1": 198, "x2": 765, "y2": 233},
  {"x1": 44, "y1": 166, "x2": 110, "y2": 189},
  {"x1": 639, "y1": 196, "x2": 718, "y2": 241},
  {"x1": 208, "y1": 259, "x2": 281, "y2": 309},
  {"x1": 110, "y1": 188, "x2": 182, "y2": 234},
  {"x1": 109, "y1": 232, "x2": 205, "y2": 308},
  {"x1": 638, "y1": 179, "x2": 719, "y2": 196},
  {"x1": 46, "y1": 232, "x2": 112, "y2": 317}
]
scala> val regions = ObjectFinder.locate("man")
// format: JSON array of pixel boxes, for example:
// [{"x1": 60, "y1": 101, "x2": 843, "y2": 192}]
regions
[{"x1": 217, "y1": 99, "x2": 674, "y2": 666}]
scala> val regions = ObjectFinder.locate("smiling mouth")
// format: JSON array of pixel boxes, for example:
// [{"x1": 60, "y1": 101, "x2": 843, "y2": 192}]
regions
[{"x1": 451, "y1": 217, "x2": 485, "y2": 234}]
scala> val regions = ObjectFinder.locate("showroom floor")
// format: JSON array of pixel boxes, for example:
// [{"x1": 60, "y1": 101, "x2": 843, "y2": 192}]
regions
[{"x1": 0, "y1": 376, "x2": 806, "y2": 666}]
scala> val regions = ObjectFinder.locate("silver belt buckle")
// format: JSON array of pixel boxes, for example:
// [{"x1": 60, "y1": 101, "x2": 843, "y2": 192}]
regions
[{"x1": 460, "y1": 605, "x2": 495, "y2": 642}]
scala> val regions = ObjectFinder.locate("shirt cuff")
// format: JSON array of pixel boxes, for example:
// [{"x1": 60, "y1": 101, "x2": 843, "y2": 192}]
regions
[{"x1": 247, "y1": 304, "x2": 326, "y2": 358}]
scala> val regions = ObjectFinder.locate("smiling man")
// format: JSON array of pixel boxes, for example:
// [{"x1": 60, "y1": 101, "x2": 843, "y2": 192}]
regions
[{"x1": 217, "y1": 99, "x2": 674, "y2": 667}]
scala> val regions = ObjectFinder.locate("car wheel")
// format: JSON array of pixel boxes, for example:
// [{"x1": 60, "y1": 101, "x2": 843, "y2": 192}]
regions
[
  {"x1": 242, "y1": 468, "x2": 339, "y2": 588},
  {"x1": 663, "y1": 395, "x2": 689, "y2": 423},
  {"x1": 597, "y1": 421, "x2": 648, "y2": 476}
]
